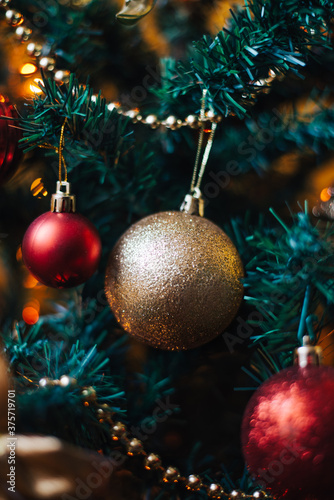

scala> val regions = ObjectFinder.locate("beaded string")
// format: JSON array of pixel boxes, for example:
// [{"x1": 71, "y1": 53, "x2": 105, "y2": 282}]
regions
[
  {"x1": 39, "y1": 375, "x2": 272, "y2": 500},
  {"x1": 0, "y1": 0, "x2": 279, "y2": 130}
]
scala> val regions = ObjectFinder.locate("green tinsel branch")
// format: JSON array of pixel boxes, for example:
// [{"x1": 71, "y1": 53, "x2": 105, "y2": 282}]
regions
[
  {"x1": 235, "y1": 206, "x2": 334, "y2": 361},
  {"x1": 18, "y1": 74, "x2": 334, "y2": 185},
  {"x1": 4, "y1": 0, "x2": 124, "y2": 77},
  {"x1": 1, "y1": 293, "x2": 180, "y2": 451},
  {"x1": 18, "y1": 75, "x2": 158, "y2": 231},
  {"x1": 153, "y1": 0, "x2": 334, "y2": 117}
]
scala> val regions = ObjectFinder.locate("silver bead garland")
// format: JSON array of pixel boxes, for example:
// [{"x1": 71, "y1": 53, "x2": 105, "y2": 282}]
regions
[{"x1": 0, "y1": 0, "x2": 281, "y2": 130}]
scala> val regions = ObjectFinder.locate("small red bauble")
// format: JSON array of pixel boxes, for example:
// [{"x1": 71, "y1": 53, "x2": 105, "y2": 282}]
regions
[
  {"x1": 0, "y1": 95, "x2": 22, "y2": 185},
  {"x1": 22, "y1": 209, "x2": 101, "y2": 288},
  {"x1": 241, "y1": 364, "x2": 334, "y2": 500}
]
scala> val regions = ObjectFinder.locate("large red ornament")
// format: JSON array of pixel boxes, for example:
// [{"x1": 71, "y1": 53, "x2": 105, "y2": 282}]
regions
[
  {"x1": 0, "y1": 95, "x2": 22, "y2": 185},
  {"x1": 241, "y1": 364, "x2": 334, "y2": 500},
  {"x1": 22, "y1": 182, "x2": 101, "y2": 288}
]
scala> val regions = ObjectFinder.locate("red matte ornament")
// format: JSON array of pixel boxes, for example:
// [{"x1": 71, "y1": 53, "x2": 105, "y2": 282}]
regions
[
  {"x1": 22, "y1": 182, "x2": 101, "y2": 288},
  {"x1": 0, "y1": 95, "x2": 22, "y2": 185},
  {"x1": 241, "y1": 364, "x2": 334, "y2": 500}
]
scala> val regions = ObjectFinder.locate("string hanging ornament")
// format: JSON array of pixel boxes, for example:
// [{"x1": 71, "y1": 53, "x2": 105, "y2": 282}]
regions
[
  {"x1": 22, "y1": 119, "x2": 102, "y2": 288},
  {"x1": 105, "y1": 90, "x2": 244, "y2": 350}
]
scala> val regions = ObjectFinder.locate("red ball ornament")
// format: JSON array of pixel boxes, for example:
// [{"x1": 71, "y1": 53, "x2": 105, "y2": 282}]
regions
[
  {"x1": 0, "y1": 95, "x2": 22, "y2": 185},
  {"x1": 242, "y1": 343, "x2": 334, "y2": 500},
  {"x1": 22, "y1": 182, "x2": 101, "y2": 288}
]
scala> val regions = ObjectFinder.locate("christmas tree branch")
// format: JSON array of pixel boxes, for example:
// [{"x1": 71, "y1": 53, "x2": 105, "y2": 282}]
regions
[
  {"x1": 153, "y1": 0, "x2": 334, "y2": 117},
  {"x1": 5, "y1": 0, "x2": 115, "y2": 72},
  {"x1": 20, "y1": 74, "x2": 132, "y2": 166},
  {"x1": 19, "y1": 73, "x2": 334, "y2": 185},
  {"x1": 233, "y1": 208, "x2": 334, "y2": 363},
  {"x1": 18, "y1": 75, "x2": 157, "y2": 236},
  {"x1": 1, "y1": 292, "x2": 181, "y2": 450}
]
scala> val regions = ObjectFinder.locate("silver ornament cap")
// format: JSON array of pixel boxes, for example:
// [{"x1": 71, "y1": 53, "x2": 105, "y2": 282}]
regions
[
  {"x1": 51, "y1": 181, "x2": 76, "y2": 213},
  {"x1": 295, "y1": 335, "x2": 323, "y2": 368},
  {"x1": 180, "y1": 187, "x2": 205, "y2": 217}
]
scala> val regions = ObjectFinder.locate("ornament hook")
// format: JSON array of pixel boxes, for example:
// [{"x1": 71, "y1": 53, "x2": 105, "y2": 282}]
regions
[{"x1": 116, "y1": 0, "x2": 158, "y2": 25}]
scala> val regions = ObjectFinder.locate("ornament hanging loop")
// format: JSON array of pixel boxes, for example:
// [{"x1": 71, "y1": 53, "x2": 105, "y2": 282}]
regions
[
  {"x1": 58, "y1": 118, "x2": 68, "y2": 184},
  {"x1": 56, "y1": 180, "x2": 71, "y2": 196},
  {"x1": 182, "y1": 89, "x2": 218, "y2": 216},
  {"x1": 50, "y1": 119, "x2": 74, "y2": 213}
]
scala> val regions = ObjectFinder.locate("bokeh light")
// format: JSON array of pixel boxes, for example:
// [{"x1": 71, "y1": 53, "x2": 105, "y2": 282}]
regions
[
  {"x1": 22, "y1": 306, "x2": 39, "y2": 325},
  {"x1": 320, "y1": 187, "x2": 332, "y2": 202},
  {"x1": 30, "y1": 178, "x2": 48, "y2": 198},
  {"x1": 16, "y1": 246, "x2": 22, "y2": 261},
  {"x1": 28, "y1": 78, "x2": 44, "y2": 94},
  {"x1": 24, "y1": 273, "x2": 38, "y2": 288},
  {"x1": 20, "y1": 63, "x2": 37, "y2": 76}
]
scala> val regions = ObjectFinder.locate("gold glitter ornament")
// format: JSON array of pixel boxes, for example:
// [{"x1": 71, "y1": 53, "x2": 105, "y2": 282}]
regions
[{"x1": 105, "y1": 210, "x2": 243, "y2": 350}]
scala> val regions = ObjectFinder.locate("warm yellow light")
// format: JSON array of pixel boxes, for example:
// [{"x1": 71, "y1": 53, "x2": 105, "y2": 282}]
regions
[
  {"x1": 24, "y1": 274, "x2": 39, "y2": 289},
  {"x1": 29, "y1": 78, "x2": 44, "y2": 94},
  {"x1": 320, "y1": 188, "x2": 331, "y2": 202},
  {"x1": 30, "y1": 178, "x2": 48, "y2": 197},
  {"x1": 24, "y1": 299, "x2": 40, "y2": 312},
  {"x1": 16, "y1": 246, "x2": 22, "y2": 261},
  {"x1": 20, "y1": 63, "x2": 37, "y2": 76}
]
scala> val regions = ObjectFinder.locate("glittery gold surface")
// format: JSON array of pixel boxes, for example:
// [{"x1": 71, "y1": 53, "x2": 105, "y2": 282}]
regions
[{"x1": 105, "y1": 211, "x2": 244, "y2": 350}]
